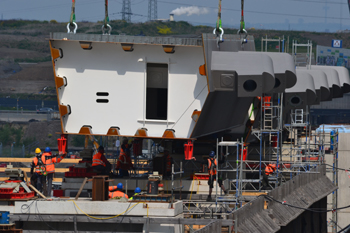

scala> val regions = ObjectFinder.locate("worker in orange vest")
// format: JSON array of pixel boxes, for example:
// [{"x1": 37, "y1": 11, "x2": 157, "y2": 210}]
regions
[
  {"x1": 265, "y1": 164, "x2": 276, "y2": 176},
  {"x1": 192, "y1": 151, "x2": 228, "y2": 201},
  {"x1": 92, "y1": 146, "x2": 111, "y2": 175},
  {"x1": 109, "y1": 183, "x2": 129, "y2": 199},
  {"x1": 30, "y1": 148, "x2": 45, "y2": 193},
  {"x1": 117, "y1": 138, "x2": 134, "y2": 177},
  {"x1": 262, "y1": 163, "x2": 277, "y2": 189},
  {"x1": 42, "y1": 147, "x2": 67, "y2": 197}
]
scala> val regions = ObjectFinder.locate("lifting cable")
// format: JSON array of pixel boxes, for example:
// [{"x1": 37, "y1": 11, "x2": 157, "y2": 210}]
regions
[
  {"x1": 238, "y1": 0, "x2": 248, "y2": 47},
  {"x1": 67, "y1": 0, "x2": 78, "y2": 34},
  {"x1": 102, "y1": 0, "x2": 112, "y2": 35},
  {"x1": 213, "y1": 0, "x2": 224, "y2": 48}
]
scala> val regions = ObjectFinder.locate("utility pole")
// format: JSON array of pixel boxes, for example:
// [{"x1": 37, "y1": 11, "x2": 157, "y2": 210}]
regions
[
  {"x1": 122, "y1": 0, "x2": 132, "y2": 23},
  {"x1": 148, "y1": 0, "x2": 157, "y2": 21}
]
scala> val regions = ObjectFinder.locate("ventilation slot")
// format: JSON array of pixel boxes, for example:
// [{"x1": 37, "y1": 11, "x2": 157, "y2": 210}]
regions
[
  {"x1": 96, "y1": 99, "x2": 109, "y2": 103},
  {"x1": 96, "y1": 92, "x2": 109, "y2": 96}
]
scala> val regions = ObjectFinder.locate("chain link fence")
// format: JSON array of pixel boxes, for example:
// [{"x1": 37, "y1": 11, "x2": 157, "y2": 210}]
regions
[{"x1": 0, "y1": 142, "x2": 40, "y2": 157}]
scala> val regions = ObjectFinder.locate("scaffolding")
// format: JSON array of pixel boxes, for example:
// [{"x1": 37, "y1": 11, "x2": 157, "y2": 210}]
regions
[
  {"x1": 292, "y1": 40, "x2": 313, "y2": 68},
  {"x1": 216, "y1": 139, "x2": 245, "y2": 206},
  {"x1": 261, "y1": 35, "x2": 285, "y2": 52},
  {"x1": 252, "y1": 94, "x2": 284, "y2": 190}
]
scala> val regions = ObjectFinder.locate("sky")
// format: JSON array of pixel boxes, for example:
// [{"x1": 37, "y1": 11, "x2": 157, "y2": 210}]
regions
[{"x1": 0, "y1": 0, "x2": 350, "y2": 32}]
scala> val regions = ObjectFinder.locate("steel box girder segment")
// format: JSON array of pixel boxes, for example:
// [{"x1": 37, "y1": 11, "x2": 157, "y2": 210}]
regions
[
  {"x1": 311, "y1": 65, "x2": 350, "y2": 94},
  {"x1": 192, "y1": 49, "x2": 279, "y2": 138},
  {"x1": 191, "y1": 35, "x2": 256, "y2": 139},
  {"x1": 284, "y1": 71, "x2": 316, "y2": 124},
  {"x1": 210, "y1": 51, "x2": 275, "y2": 96},
  {"x1": 238, "y1": 51, "x2": 297, "y2": 94},
  {"x1": 50, "y1": 33, "x2": 208, "y2": 138},
  {"x1": 296, "y1": 68, "x2": 330, "y2": 102},
  {"x1": 307, "y1": 65, "x2": 343, "y2": 99}
]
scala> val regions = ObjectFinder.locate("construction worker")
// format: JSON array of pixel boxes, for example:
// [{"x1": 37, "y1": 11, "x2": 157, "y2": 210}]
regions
[
  {"x1": 30, "y1": 148, "x2": 45, "y2": 193},
  {"x1": 117, "y1": 138, "x2": 134, "y2": 177},
  {"x1": 42, "y1": 147, "x2": 67, "y2": 197},
  {"x1": 109, "y1": 183, "x2": 129, "y2": 199},
  {"x1": 129, "y1": 187, "x2": 141, "y2": 200},
  {"x1": 192, "y1": 151, "x2": 228, "y2": 201},
  {"x1": 92, "y1": 146, "x2": 112, "y2": 175},
  {"x1": 262, "y1": 163, "x2": 277, "y2": 189}
]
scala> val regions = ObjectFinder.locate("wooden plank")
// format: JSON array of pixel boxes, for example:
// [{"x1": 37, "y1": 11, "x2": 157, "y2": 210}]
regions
[
  {"x1": 28, "y1": 184, "x2": 46, "y2": 198},
  {"x1": 0, "y1": 177, "x2": 62, "y2": 182},
  {"x1": 0, "y1": 158, "x2": 82, "y2": 164},
  {"x1": 0, "y1": 168, "x2": 69, "y2": 173},
  {"x1": 75, "y1": 177, "x2": 88, "y2": 200}
]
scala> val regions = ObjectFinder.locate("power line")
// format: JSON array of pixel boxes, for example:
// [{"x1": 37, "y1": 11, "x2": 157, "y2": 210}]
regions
[{"x1": 157, "y1": 0, "x2": 350, "y2": 20}]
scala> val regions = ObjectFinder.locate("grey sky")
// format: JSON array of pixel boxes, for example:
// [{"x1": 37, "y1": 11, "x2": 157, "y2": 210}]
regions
[{"x1": 0, "y1": 0, "x2": 349, "y2": 31}]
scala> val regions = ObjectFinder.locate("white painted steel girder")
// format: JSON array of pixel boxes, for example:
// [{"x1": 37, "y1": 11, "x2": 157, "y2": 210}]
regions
[{"x1": 50, "y1": 39, "x2": 208, "y2": 138}]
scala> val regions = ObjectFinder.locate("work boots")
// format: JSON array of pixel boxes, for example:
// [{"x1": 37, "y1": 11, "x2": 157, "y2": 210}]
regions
[{"x1": 206, "y1": 195, "x2": 212, "y2": 201}]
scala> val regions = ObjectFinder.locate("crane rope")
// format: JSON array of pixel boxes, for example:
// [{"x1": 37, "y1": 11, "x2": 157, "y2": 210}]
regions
[
  {"x1": 102, "y1": 0, "x2": 112, "y2": 35},
  {"x1": 213, "y1": 0, "x2": 224, "y2": 48},
  {"x1": 238, "y1": 0, "x2": 248, "y2": 46},
  {"x1": 67, "y1": 0, "x2": 78, "y2": 34}
]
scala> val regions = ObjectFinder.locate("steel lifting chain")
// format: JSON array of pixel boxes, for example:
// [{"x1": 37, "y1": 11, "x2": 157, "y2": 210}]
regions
[
  {"x1": 238, "y1": 0, "x2": 248, "y2": 45},
  {"x1": 213, "y1": 0, "x2": 224, "y2": 48},
  {"x1": 67, "y1": 0, "x2": 78, "y2": 34},
  {"x1": 102, "y1": 0, "x2": 112, "y2": 35}
]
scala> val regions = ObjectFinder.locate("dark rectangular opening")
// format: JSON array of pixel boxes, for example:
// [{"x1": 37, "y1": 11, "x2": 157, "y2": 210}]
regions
[
  {"x1": 96, "y1": 99, "x2": 109, "y2": 103},
  {"x1": 146, "y1": 63, "x2": 168, "y2": 120},
  {"x1": 96, "y1": 92, "x2": 109, "y2": 96}
]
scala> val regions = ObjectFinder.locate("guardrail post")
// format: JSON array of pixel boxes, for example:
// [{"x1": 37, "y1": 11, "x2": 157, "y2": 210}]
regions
[
  {"x1": 22, "y1": 144, "x2": 25, "y2": 157},
  {"x1": 0, "y1": 143, "x2": 2, "y2": 156}
]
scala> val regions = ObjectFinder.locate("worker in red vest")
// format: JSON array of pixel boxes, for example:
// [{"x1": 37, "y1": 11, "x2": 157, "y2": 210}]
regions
[
  {"x1": 117, "y1": 138, "x2": 134, "y2": 177},
  {"x1": 42, "y1": 147, "x2": 67, "y2": 197},
  {"x1": 92, "y1": 146, "x2": 111, "y2": 175},
  {"x1": 30, "y1": 148, "x2": 45, "y2": 193},
  {"x1": 109, "y1": 183, "x2": 129, "y2": 199}
]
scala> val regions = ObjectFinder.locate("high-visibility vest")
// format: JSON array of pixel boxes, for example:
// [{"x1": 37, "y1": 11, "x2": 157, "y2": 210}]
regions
[
  {"x1": 92, "y1": 152, "x2": 106, "y2": 167},
  {"x1": 109, "y1": 186, "x2": 118, "y2": 192},
  {"x1": 42, "y1": 152, "x2": 66, "y2": 173},
  {"x1": 129, "y1": 193, "x2": 139, "y2": 200},
  {"x1": 120, "y1": 144, "x2": 129, "y2": 156},
  {"x1": 42, "y1": 152, "x2": 55, "y2": 174},
  {"x1": 33, "y1": 157, "x2": 43, "y2": 174},
  {"x1": 109, "y1": 190, "x2": 128, "y2": 199},
  {"x1": 166, "y1": 155, "x2": 171, "y2": 172},
  {"x1": 207, "y1": 158, "x2": 217, "y2": 176},
  {"x1": 265, "y1": 164, "x2": 276, "y2": 175},
  {"x1": 118, "y1": 154, "x2": 130, "y2": 170}
]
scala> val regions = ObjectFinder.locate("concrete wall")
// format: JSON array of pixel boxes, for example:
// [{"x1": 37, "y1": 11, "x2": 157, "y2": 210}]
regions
[
  {"x1": 278, "y1": 197, "x2": 327, "y2": 233},
  {"x1": 326, "y1": 132, "x2": 350, "y2": 232}
]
